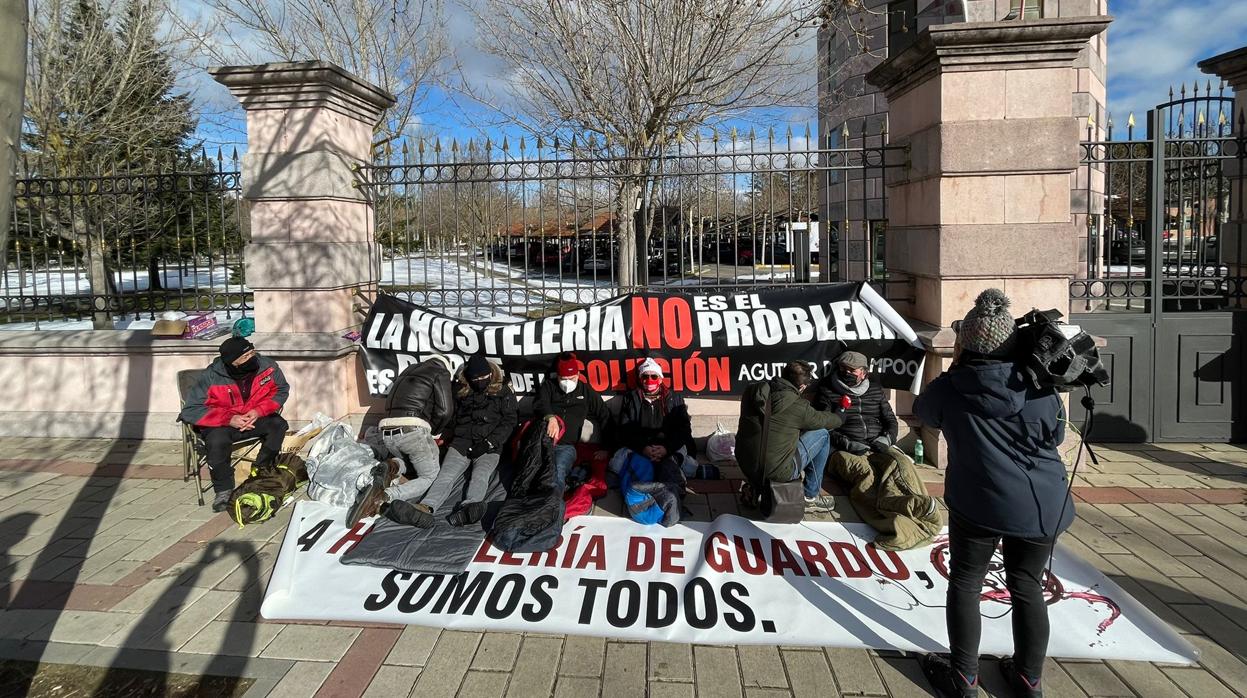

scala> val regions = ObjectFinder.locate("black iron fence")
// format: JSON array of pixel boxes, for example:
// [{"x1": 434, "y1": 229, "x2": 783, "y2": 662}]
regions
[
  {"x1": 1073, "y1": 85, "x2": 1245, "y2": 313},
  {"x1": 5, "y1": 149, "x2": 251, "y2": 328},
  {"x1": 357, "y1": 128, "x2": 904, "y2": 321}
]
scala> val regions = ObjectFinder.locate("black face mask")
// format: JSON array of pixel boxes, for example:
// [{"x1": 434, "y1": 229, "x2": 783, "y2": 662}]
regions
[
  {"x1": 468, "y1": 376, "x2": 490, "y2": 393},
  {"x1": 227, "y1": 357, "x2": 259, "y2": 378},
  {"x1": 838, "y1": 370, "x2": 863, "y2": 387}
]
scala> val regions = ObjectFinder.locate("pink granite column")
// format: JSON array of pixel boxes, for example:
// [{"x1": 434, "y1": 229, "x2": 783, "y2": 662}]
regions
[
  {"x1": 209, "y1": 62, "x2": 396, "y2": 424},
  {"x1": 866, "y1": 17, "x2": 1111, "y2": 464},
  {"x1": 210, "y1": 62, "x2": 395, "y2": 334}
]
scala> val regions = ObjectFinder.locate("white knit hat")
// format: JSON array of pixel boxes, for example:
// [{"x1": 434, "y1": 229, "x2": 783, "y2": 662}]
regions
[
  {"x1": 426, "y1": 354, "x2": 454, "y2": 373},
  {"x1": 637, "y1": 357, "x2": 663, "y2": 378}
]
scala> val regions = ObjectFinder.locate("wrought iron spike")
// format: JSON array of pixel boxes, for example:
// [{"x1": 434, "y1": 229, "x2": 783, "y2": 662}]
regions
[
  {"x1": 451, "y1": 139, "x2": 459, "y2": 153},
  {"x1": 1169, "y1": 85, "x2": 1174, "y2": 99},
  {"x1": 730, "y1": 127, "x2": 738, "y2": 142},
  {"x1": 1128, "y1": 113, "x2": 1136, "y2": 128},
  {"x1": 1193, "y1": 81, "x2": 1200, "y2": 97},
  {"x1": 747, "y1": 127, "x2": 756, "y2": 142},
  {"x1": 215, "y1": 147, "x2": 223, "y2": 162},
  {"x1": 1198, "y1": 110, "x2": 1206, "y2": 125},
  {"x1": 485, "y1": 138, "x2": 492, "y2": 152},
  {"x1": 231, "y1": 147, "x2": 238, "y2": 162},
  {"x1": 1218, "y1": 111, "x2": 1228, "y2": 126},
  {"x1": 786, "y1": 124, "x2": 793, "y2": 140},
  {"x1": 501, "y1": 136, "x2": 509, "y2": 152},
  {"x1": 519, "y1": 136, "x2": 526, "y2": 152},
  {"x1": 553, "y1": 136, "x2": 560, "y2": 150},
  {"x1": 841, "y1": 122, "x2": 849, "y2": 139},
  {"x1": 418, "y1": 139, "x2": 426, "y2": 155},
  {"x1": 433, "y1": 138, "x2": 441, "y2": 153},
  {"x1": 587, "y1": 135, "x2": 596, "y2": 149},
  {"x1": 1180, "y1": 83, "x2": 1186, "y2": 97},
  {"x1": 569, "y1": 134, "x2": 577, "y2": 149},
  {"x1": 401, "y1": 140, "x2": 409, "y2": 155},
  {"x1": 711, "y1": 129, "x2": 719, "y2": 142},
  {"x1": 804, "y1": 123, "x2": 811, "y2": 140},
  {"x1": 536, "y1": 136, "x2": 543, "y2": 150},
  {"x1": 604, "y1": 132, "x2": 611, "y2": 147}
]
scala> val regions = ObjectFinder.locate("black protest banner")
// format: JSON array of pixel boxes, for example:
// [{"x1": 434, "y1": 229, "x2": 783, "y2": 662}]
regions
[{"x1": 359, "y1": 283, "x2": 926, "y2": 396}]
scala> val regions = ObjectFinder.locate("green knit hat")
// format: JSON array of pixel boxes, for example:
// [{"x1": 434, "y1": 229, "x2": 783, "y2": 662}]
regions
[{"x1": 954, "y1": 289, "x2": 1017, "y2": 357}]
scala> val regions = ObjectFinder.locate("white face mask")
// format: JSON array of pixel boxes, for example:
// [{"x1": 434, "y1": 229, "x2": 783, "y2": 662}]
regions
[{"x1": 558, "y1": 378, "x2": 578, "y2": 394}]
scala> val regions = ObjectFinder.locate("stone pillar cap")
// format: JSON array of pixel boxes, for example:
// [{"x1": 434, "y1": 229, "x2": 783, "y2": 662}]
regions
[
  {"x1": 1199, "y1": 46, "x2": 1247, "y2": 89},
  {"x1": 867, "y1": 16, "x2": 1113, "y2": 97},
  {"x1": 210, "y1": 60, "x2": 397, "y2": 125}
]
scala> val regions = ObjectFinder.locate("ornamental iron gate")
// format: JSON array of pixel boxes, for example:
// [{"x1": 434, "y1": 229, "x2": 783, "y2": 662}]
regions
[{"x1": 1070, "y1": 86, "x2": 1245, "y2": 442}]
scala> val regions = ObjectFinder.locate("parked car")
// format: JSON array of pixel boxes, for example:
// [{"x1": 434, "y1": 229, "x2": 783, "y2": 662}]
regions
[
  {"x1": 1109, "y1": 235, "x2": 1147, "y2": 265},
  {"x1": 581, "y1": 256, "x2": 612, "y2": 276}
]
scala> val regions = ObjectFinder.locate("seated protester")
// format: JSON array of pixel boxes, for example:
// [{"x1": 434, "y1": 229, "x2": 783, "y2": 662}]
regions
[
  {"x1": 619, "y1": 431, "x2": 689, "y2": 527},
  {"x1": 818, "y1": 350, "x2": 940, "y2": 550},
  {"x1": 533, "y1": 352, "x2": 611, "y2": 489},
  {"x1": 350, "y1": 354, "x2": 455, "y2": 525},
  {"x1": 815, "y1": 351, "x2": 899, "y2": 457},
  {"x1": 610, "y1": 358, "x2": 697, "y2": 477},
  {"x1": 180, "y1": 338, "x2": 290, "y2": 512},
  {"x1": 735, "y1": 360, "x2": 844, "y2": 514},
  {"x1": 415, "y1": 355, "x2": 518, "y2": 528}
]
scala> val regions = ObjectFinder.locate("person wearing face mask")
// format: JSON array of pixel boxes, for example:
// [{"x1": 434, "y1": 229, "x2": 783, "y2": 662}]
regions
[
  {"x1": 817, "y1": 351, "x2": 940, "y2": 551},
  {"x1": 179, "y1": 337, "x2": 290, "y2": 512},
  {"x1": 413, "y1": 354, "x2": 518, "y2": 527},
  {"x1": 609, "y1": 358, "x2": 697, "y2": 476},
  {"x1": 532, "y1": 352, "x2": 611, "y2": 488},
  {"x1": 815, "y1": 351, "x2": 899, "y2": 456}
]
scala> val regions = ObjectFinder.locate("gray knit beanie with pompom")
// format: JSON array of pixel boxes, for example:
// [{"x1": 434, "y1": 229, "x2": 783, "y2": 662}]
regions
[{"x1": 954, "y1": 289, "x2": 1017, "y2": 357}]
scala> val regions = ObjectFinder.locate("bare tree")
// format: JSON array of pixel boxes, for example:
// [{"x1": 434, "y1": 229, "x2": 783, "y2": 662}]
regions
[
  {"x1": 0, "y1": 0, "x2": 27, "y2": 272},
  {"x1": 196, "y1": 0, "x2": 449, "y2": 147},
  {"x1": 472, "y1": 0, "x2": 863, "y2": 287},
  {"x1": 24, "y1": 0, "x2": 196, "y2": 327}
]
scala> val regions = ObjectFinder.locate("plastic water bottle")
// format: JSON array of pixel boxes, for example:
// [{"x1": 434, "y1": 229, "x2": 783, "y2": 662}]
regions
[{"x1": 914, "y1": 439, "x2": 924, "y2": 465}]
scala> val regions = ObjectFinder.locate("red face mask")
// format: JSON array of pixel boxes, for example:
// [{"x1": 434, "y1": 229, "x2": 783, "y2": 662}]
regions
[{"x1": 641, "y1": 375, "x2": 662, "y2": 393}]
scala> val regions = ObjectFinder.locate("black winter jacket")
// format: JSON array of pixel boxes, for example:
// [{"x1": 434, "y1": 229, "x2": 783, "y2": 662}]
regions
[
  {"x1": 815, "y1": 378, "x2": 898, "y2": 452},
  {"x1": 533, "y1": 378, "x2": 610, "y2": 445},
  {"x1": 614, "y1": 389, "x2": 696, "y2": 456},
  {"x1": 448, "y1": 361, "x2": 518, "y2": 458},
  {"x1": 385, "y1": 360, "x2": 455, "y2": 434},
  {"x1": 913, "y1": 358, "x2": 1073, "y2": 539}
]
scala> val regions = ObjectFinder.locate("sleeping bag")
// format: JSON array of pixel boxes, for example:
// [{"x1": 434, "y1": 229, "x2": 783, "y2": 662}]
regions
[
  {"x1": 490, "y1": 423, "x2": 566, "y2": 552},
  {"x1": 619, "y1": 452, "x2": 686, "y2": 527}
]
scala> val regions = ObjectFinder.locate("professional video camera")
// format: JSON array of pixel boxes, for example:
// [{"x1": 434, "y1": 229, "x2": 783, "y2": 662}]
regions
[{"x1": 1012, "y1": 308, "x2": 1110, "y2": 393}]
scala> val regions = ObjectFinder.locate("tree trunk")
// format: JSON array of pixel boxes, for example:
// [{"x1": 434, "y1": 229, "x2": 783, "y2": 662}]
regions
[
  {"x1": 615, "y1": 178, "x2": 641, "y2": 289},
  {"x1": 148, "y1": 254, "x2": 163, "y2": 290},
  {"x1": 0, "y1": 0, "x2": 28, "y2": 271},
  {"x1": 86, "y1": 234, "x2": 113, "y2": 329}
]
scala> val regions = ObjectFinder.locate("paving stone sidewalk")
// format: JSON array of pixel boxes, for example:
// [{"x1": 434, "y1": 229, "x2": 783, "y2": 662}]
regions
[{"x1": 0, "y1": 437, "x2": 1244, "y2": 697}]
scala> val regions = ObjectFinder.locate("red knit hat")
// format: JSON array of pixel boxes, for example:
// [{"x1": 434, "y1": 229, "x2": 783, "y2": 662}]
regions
[{"x1": 556, "y1": 352, "x2": 584, "y2": 378}]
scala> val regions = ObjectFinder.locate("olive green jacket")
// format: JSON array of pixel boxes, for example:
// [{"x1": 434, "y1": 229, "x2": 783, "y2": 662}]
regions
[{"x1": 735, "y1": 378, "x2": 843, "y2": 489}]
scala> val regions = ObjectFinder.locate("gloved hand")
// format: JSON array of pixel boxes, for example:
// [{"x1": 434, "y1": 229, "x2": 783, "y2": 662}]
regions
[
  {"x1": 869, "y1": 436, "x2": 892, "y2": 453},
  {"x1": 846, "y1": 441, "x2": 871, "y2": 456}
]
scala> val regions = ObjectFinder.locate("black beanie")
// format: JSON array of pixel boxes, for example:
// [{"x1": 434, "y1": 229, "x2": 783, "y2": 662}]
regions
[
  {"x1": 220, "y1": 337, "x2": 254, "y2": 364},
  {"x1": 466, "y1": 354, "x2": 492, "y2": 380}
]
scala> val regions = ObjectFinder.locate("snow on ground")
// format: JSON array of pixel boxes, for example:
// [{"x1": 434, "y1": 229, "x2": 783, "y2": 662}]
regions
[
  {"x1": 0, "y1": 309, "x2": 245, "y2": 332},
  {"x1": 2, "y1": 265, "x2": 243, "y2": 296}
]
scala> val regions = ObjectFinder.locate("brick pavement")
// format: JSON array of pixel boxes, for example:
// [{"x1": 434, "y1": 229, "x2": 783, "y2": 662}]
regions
[{"x1": 0, "y1": 437, "x2": 1244, "y2": 697}]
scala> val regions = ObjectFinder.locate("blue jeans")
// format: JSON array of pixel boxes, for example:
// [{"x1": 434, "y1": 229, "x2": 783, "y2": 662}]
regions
[
  {"x1": 552, "y1": 444, "x2": 578, "y2": 489},
  {"x1": 793, "y1": 429, "x2": 831, "y2": 499}
]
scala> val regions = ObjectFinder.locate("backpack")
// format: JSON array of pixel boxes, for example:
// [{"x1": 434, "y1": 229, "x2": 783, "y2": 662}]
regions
[
  {"x1": 228, "y1": 456, "x2": 302, "y2": 528},
  {"x1": 1014, "y1": 309, "x2": 1110, "y2": 392}
]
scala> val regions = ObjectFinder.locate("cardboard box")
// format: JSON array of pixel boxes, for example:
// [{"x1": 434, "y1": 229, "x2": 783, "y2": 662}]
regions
[{"x1": 231, "y1": 428, "x2": 324, "y2": 486}]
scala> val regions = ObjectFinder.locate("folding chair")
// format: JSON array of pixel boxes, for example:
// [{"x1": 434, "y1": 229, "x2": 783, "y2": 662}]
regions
[{"x1": 177, "y1": 369, "x2": 263, "y2": 506}]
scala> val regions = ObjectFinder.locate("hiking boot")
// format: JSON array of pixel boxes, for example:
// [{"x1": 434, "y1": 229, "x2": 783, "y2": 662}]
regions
[
  {"x1": 385, "y1": 500, "x2": 434, "y2": 529},
  {"x1": 376, "y1": 458, "x2": 401, "y2": 485},
  {"x1": 804, "y1": 495, "x2": 836, "y2": 513},
  {"x1": 211, "y1": 490, "x2": 232, "y2": 513},
  {"x1": 448, "y1": 502, "x2": 486, "y2": 527},
  {"x1": 999, "y1": 657, "x2": 1043, "y2": 697},
  {"x1": 920, "y1": 654, "x2": 980, "y2": 698},
  {"x1": 348, "y1": 481, "x2": 389, "y2": 526}
]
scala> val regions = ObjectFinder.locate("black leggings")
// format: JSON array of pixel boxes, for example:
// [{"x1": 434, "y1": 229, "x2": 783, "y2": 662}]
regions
[{"x1": 946, "y1": 513, "x2": 1054, "y2": 681}]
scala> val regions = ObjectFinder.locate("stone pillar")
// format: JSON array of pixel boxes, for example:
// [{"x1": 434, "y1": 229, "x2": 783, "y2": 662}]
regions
[
  {"x1": 210, "y1": 61, "x2": 396, "y2": 424},
  {"x1": 865, "y1": 17, "x2": 1111, "y2": 464},
  {"x1": 211, "y1": 62, "x2": 395, "y2": 334},
  {"x1": 1199, "y1": 46, "x2": 1247, "y2": 305}
]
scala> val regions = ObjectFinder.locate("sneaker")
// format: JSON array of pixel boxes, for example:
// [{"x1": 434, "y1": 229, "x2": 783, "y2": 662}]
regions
[
  {"x1": 385, "y1": 499, "x2": 434, "y2": 529},
  {"x1": 999, "y1": 657, "x2": 1042, "y2": 697},
  {"x1": 211, "y1": 490, "x2": 232, "y2": 513},
  {"x1": 920, "y1": 654, "x2": 980, "y2": 698},
  {"x1": 804, "y1": 495, "x2": 835, "y2": 513}
]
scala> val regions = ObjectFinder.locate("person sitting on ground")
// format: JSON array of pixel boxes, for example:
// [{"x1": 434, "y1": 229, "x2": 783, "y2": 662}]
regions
[
  {"x1": 180, "y1": 337, "x2": 290, "y2": 512},
  {"x1": 349, "y1": 354, "x2": 455, "y2": 525},
  {"x1": 913, "y1": 289, "x2": 1072, "y2": 698},
  {"x1": 817, "y1": 350, "x2": 940, "y2": 550},
  {"x1": 815, "y1": 351, "x2": 898, "y2": 457},
  {"x1": 533, "y1": 352, "x2": 611, "y2": 489},
  {"x1": 412, "y1": 355, "x2": 517, "y2": 528},
  {"x1": 735, "y1": 360, "x2": 844, "y2": 515},
  {"x1": 609, "y1": 358, "x2": 697, "y2": 477}
]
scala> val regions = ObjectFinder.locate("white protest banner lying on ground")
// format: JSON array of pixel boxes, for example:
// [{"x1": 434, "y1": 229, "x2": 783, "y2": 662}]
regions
[{"x1": 263, "y1": 500, "x2": 1197, "y2": 664}]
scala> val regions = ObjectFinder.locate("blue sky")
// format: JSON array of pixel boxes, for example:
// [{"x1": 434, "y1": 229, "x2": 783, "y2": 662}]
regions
[{"x1": 187, "y1": 1, "x2": 1247, "y2": 153}]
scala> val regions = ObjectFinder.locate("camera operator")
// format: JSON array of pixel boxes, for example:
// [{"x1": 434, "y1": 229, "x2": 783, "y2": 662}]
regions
[{"x1": 913, "y1": 289, "x2": 1073, "y2": 698}]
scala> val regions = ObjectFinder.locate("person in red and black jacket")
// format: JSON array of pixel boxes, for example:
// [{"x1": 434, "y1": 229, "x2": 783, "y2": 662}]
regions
[{"x1": 179, "y1": 337, "x2": 290, "y2": 511}]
